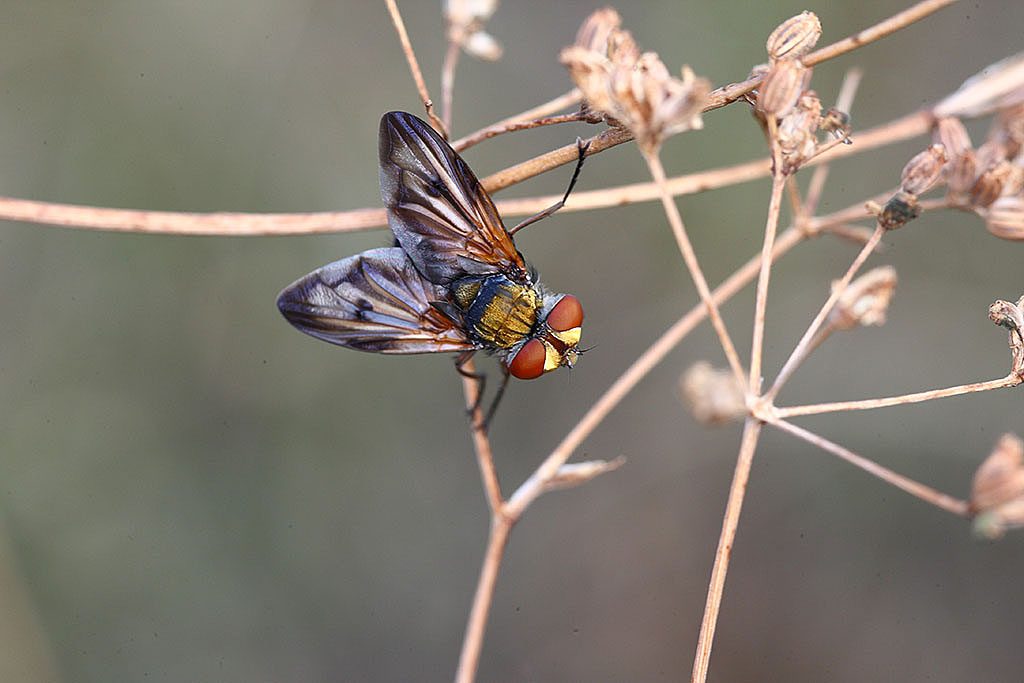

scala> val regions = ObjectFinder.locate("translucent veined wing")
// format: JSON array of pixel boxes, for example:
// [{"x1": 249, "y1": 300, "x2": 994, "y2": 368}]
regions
[
  {"x1": 378, "y1": 111, "x2": 528, "y2": 285},
  {"x1": 276, "y1": 247, "x2": 475, "y2": 354}
]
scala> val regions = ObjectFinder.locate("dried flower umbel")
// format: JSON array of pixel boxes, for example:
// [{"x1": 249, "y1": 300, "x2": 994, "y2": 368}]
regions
[
  {"x1": 444, "y1": 0, "x2": 503, "y2": 60},
  {"x1": 829, "y1": 266, "x2": 898, "y2": 331},
  {"x1": 560, "y1": 9, "x2": 710, "y2": 152}
]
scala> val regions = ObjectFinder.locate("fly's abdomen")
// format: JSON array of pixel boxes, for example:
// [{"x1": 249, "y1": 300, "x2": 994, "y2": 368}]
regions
[{"x1": 459, "y1": 276, "x2": 540, "y2": 349}]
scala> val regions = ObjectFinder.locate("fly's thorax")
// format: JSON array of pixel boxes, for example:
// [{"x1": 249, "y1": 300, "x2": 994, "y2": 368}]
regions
[{"x1": 452, "y1": 274, "x2": 541, "y2": 349}]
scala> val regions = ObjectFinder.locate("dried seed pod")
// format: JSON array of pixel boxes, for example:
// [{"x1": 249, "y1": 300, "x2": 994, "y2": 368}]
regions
[
  {"x1": 991, "y1": 102, "x2": 1024, "y2": 158},
  {"x1": 985, "y1": 196, "x2": 1024, "y2": 240},
  {"x1": 932, "y1": 117, "x2": 972, "y2": 158},
  {"x1": 969, "y1": 160, "x2": 1015, "y2": 207},
  {"x1": 766, "y1": 11, "x2": 822, "y2": 61},
  {"x1": 830, "y1": 266, "x2": 898, "y2": 330},
  {"x1": 945, "y1": 147, "x2": 978, "y2": 197},
  {"x1": 680, "y1": 361, "x2": 746, "y2": 426},
  {"x1": 971, "y1": 434, "x2": 1024, "y2": 539},
  {"x1": 900, "y1": 144, "x2": 947, "y2": 195},
  {"x1": 757, "y1": 58, "x2": 810, "y2": 118},
  {"x1": 876, "y1": 191, "x2": 922, "y2": 230},
  {"x1": 777, "y1": 91, "x2": 822, "y2": 172}
]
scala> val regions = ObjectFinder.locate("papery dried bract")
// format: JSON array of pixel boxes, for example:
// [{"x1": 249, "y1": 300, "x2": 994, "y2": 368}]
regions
[
  {"x1": 971, "y1": 434, "x2": 1024, "y2": 539},
  {"x1": 573, "y1": 7, "x2": 622, "y2": 54},
  {"x1": 445, "y1": 0, "x2": 503, "y2": 60},
  {"x1": 830, "y1": 266, "x2": 898, "y2": 330},
  {"x1": 777, "y1": 91, "x2": 822, "y2": 172},
  {"x1": 757, "y1": 58, "x2": 810, "y2": 118},
  {"x1": 681, "y1": 361, "x2": 746, "y2": 426}
]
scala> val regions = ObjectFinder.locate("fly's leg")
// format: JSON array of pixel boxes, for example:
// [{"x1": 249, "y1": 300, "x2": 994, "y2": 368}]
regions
[
  {"x1": 480, "y1": 366, "x2": 510, "y2": 432},
  {"x1": 508, "y1": 138, "x2": 591, "y2": 236},
  {"x1": 455, "y1": 351, "x2": 487, "y2": 419}
]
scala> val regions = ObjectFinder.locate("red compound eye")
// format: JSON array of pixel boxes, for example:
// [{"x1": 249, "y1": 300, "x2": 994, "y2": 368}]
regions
[
  {"x1": 547, "y1": 295, "x2": 584, "y2": 332},
  {"x1": 508, "y1": 338, "x2": 547, "y2": 380}
]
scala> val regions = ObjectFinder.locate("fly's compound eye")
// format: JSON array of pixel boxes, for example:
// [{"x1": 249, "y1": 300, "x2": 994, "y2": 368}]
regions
[
  {"x1": 546, "y1": 295, "x2": 584, "y2": 332},
  {"x1": 508, "y1": 338, "x2": 547, "y2": 380}
]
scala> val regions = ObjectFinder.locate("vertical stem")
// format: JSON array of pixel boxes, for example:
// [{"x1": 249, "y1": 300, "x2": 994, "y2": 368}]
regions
[
  {"x1": 455, "y1": 518, "x2": 513, "y2": 683},
  {"x1": 383, "y1": 0, "x2": 447, "y2": 136},
  {"x1": 749, "y1": 171, "x2": 788, "y2": 393},
  {"x1": 642, "y1": 149, "x2": 747, "y2": 387},
  {"x1": 765, "y1": 225, "x2": 885, "y2": 401},
  {"x1": 441, "y1": 39, "x2": 461, "y2": 133},
  {"x1": 460, "y1": 358, "x2": 504, "y2": 514},
  {"x1": 691, "y1": 418, "x2": 763, "y2": 683}
]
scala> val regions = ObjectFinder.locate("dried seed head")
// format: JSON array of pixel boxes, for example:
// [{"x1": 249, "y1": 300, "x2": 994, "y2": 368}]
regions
[
  {"x1": 932, "y1": 117, "x2": 972, "y2": 158},
  {"x1": 969, "y1": 160, "x2": 1015, "y2": 208},
  {"x1": 766, "y1": 11, "x2": 822, "y2": 62},
  {"x1": 445, "y1": 0, "x2": 503, "y2": 60},
  {"x1": 777, "y1": 91, "x2": 822, "y2": 172},
  {"x1": 756, "y1": 58, "x2": 811, "y2": 118},
  {"x1": 985, "y1": 196, "x2": 1024, "y2": 240},
  {"x1": 900, "y1": 144, "x2": 948, "y2": 195},
  {"x1": 875, "y1": 191, "x2": 922, "y2": 230},
  {"x1": 971, "y1": 433, "x2": 1024, "y2": 539},
  {"x1": 572, "y1": 7, "x2": 622, "y2": 54},
  {"x1": 934, "y1": 52, "x2": 1024, "y2": 119},
  {"x1": 988, "y1": 296, "x2": 1024, "y2": 334},
  {"x1": 829, "y1": 266, "x2": 898, "y2": 331},
  {"x1": 991, "y1": 102, "x2": 1024, "y2": 158},
  {"x1": 680, "y1": 361, "x2": 746, "y2": 426},
  {"x1": 561, "y1": 15, "x2": 709, "y2": 151}
]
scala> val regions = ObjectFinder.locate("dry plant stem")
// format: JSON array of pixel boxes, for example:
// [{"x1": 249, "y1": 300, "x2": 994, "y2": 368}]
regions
[
  {"x1": 643, "y1": 149, "x2": 746, "y2": 387},
  {"x1": 454, "y1": 112, "x2": 600, "y2": 152},
  {"x1": 459, "y1": 358, "x2": 503, "y2": 514},
  {"x1": 768, "y1": 417, "x2": 970, "y2": 516},
  {"x1": 749, "y1": 151, "x2": 788, "y2": 393},
  {"x1": 691, "y1": 419, "x2": 763, "y2": 683},
  {"x1": 383, "y1": 0, "x2": 447, "y2": 136},
  {"x1": 766, "y1": 225, "x2": 886, "y2": 401},
  {"x1": 454, "y1": 89, "x2": 583, "y2": 150},
  {"x1": 505, "y1": 224, "x2": 807, "y2": 518},
  {"x1": 441, "y1": 39, "x2": 461, "y2": 134},
  {"x1": 0, "y1": 109, "x2": 936, "y2": 236},
  {"x1": 456, "y1": 516, "x2": 512, "y2": 683},
  {"x1": 775, "y1": 373, "x2": 1022, "y2": 418},
  {"x1": 804, "y1": 0, "x2": 958, "y2": 67}
]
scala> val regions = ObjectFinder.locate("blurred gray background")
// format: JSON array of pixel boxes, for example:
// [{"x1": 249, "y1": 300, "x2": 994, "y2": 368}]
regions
[{"x1": 1, "y1": 1, "x2": 1022, "y2": 681}]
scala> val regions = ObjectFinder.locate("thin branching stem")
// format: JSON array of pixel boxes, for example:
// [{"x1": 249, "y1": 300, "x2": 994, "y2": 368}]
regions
[
  {"x1": 750, "y1": 161, "x2": 788, "y2": 394},
  {"x1": 775, "y1": 374, "x2": 1023, "y2": 418},
  {"x1": 691, "y1": 419, "x2": 763, "y2": 683},
  {"x1": 765, "y1": 225, "x2": 886, "y2": 401},
  {"x1": 643, "y1": 149, "x2": 747, "y2": 387},
  {"x1": 383, "y1": 0, "x2": 447, "y2": 136},
  {"x1": 459, "y1": 358, "x2": 504, "y2": 514},
  {"x1": 454, "y1": 112, "x2": 601, "y2": 151},
  {"x1": 768, "y1": 417, "x2": 971, "y2": 516},
  {"x1": 455, "y1": 517, "x2": 512, "y2": 683}
]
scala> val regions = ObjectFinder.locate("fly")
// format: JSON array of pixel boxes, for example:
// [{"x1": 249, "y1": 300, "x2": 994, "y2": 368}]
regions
[{"x1": 277, "y1": 111, "x2": 587, "y2": 427}]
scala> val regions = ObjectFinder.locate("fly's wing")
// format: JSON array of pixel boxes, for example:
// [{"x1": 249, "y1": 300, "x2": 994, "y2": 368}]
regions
[
  {"x1": 379, "y1": 111, "x2": 527, "y2": 285},
  {"x1": 276, "y1": 247, "x2": 475, "y2": 354}
]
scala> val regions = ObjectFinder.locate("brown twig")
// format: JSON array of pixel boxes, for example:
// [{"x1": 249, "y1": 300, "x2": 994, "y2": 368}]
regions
[
  {"x1": 384, "y1": 0, "x2": 447, "y2": 137},
  {"x1": 459, "y1": 358, "x2": 504, "y2": 514},
  {"x1": 642, "y1": 149, "x2": 747, "y2": 388},
  {"x1": 0, "y1": 108, "x2": 935, "y2": 236},
  {"x1": 749, "y1": 159, "x2": 788, "y2": 394},
  {"x1": 768, "y1": 417, "x2": 971, "y2": 516},
  {"x1": 690, "y1": 419, "x2": 763, "y2": 683},
  {"x1": 454, "y1": 111, "x2": 602, "y2": 152},
  {"x1": 456, "y1": 517, "x2": 512, "y2": 683},
  {"x1": 774, "y1": 374, "x2": 1023, "y2": 418}
]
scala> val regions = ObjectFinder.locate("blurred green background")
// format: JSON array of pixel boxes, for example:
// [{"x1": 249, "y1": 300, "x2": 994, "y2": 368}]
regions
[{"x1": 1, "y1": 1, "x2": 1022, "y2": 681}]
